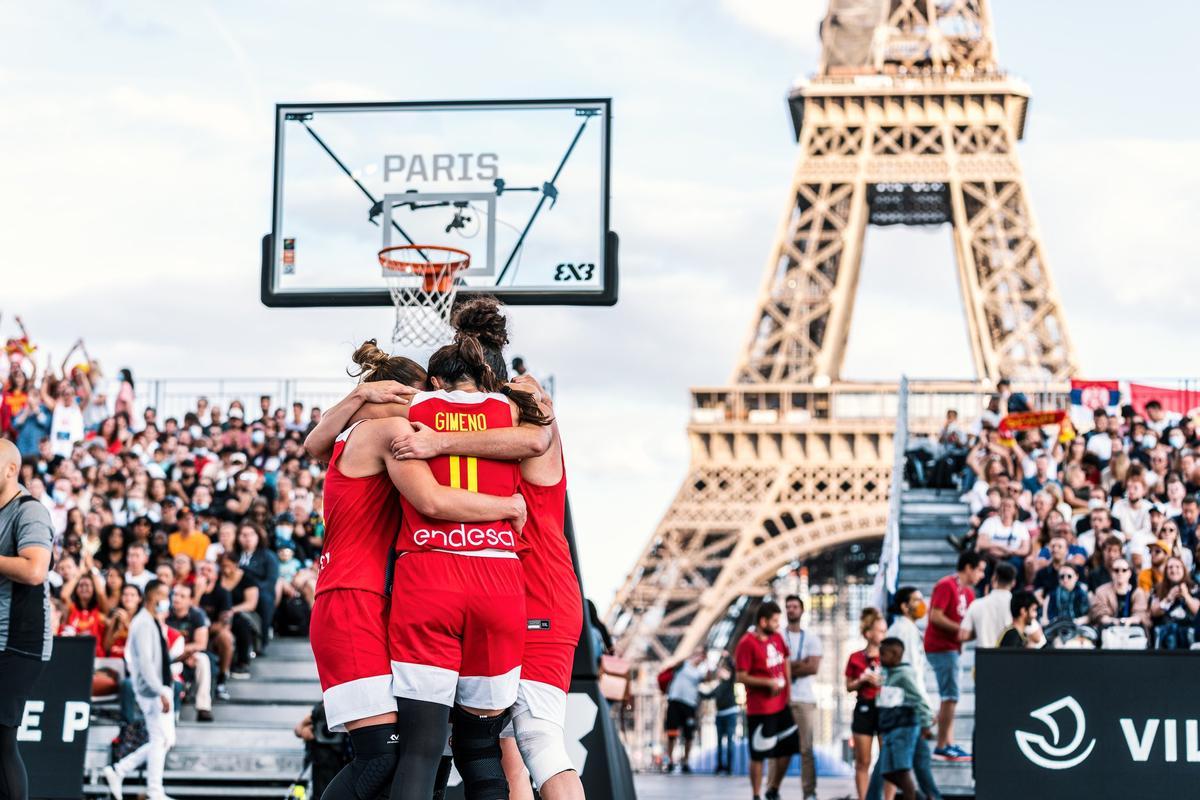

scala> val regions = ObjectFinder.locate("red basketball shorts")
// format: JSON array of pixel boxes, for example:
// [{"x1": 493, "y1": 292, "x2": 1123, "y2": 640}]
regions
[
  {"x1": 388, "y1": 550, "x2": 525, "y2": 710},
  {"x1": 310, "y1": 589, "x2": 393, "y2": 732}
]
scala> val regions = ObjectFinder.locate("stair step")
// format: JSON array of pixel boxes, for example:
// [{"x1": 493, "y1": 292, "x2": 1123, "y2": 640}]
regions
[
  {"x1": 901, "y1": 501, "x2": 969, "y2": 516},
  {"x1": 90, "y1": 723, "x2": 301, "y2": 750},
  {"x1": 249, "y1": 659, "x2": 318, "y2": 681},
  {"x1": 226, "y1": 680, "x2": 321, "y2": 704},
  {"x1": 179, "y1": 703, "x2": 314, "y2": 725},
  {"x1": 897, "y1": 539, "x2": 956, "y2": 554},
  {"x1": 259, "y1": 638, "x2": 314, "y2": 661},
  {"x1": 898, "y1": 552, "x2": 956, "y2": 566}
]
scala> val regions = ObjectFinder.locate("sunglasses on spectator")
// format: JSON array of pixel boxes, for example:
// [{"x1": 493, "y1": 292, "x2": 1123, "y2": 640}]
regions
[
  {"x1": 1112, "y1": 566, "x2": 1131, "y2": 573},
  {"x1": 1059, "y1": 572, "x2": 1077, "y2": 581}
]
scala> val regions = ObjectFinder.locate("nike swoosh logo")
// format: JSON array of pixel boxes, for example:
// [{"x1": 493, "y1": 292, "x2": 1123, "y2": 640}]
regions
[{"x1": 751, "y1": 723, "x2": 798, "y2": 752}]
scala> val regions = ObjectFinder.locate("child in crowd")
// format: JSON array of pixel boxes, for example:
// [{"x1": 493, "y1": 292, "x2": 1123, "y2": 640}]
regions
[{"x1": 877, "y1": 637, "x2": 934, "y2": 800}]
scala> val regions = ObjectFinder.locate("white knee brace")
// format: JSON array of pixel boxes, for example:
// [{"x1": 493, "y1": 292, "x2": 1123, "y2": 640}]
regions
[{"x1": 512, "y1": 709, "x2": 574, "y2": 789}]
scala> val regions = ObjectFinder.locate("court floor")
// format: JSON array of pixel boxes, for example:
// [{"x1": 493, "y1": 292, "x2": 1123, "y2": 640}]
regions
[{"x1": 634, "y1": 772, "x2": 856, "y2": 799}]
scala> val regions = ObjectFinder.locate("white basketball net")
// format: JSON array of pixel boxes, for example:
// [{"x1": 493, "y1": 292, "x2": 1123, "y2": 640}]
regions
[{"x1": 380, "y1": 247, "x2": 468, "y2": 348}]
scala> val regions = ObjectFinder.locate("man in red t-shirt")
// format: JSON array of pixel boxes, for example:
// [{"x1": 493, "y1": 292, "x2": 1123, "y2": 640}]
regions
[
  {"x1": 735, "y1": 601, "x2": 798, "y2": 800},
  {"x1": 923, "y1": 551, "x2": 986, "y2": 761}
]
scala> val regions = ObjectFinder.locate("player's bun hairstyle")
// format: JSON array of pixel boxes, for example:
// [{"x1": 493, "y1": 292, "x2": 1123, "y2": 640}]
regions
[
  {"x1": 348, "y1": 340, "x2": 428, "y2": 390},
  {"x1": 859, "y1": 606, "x2": 882, "y2": 636},
  {"x1": 427, "y1": 298, "x2": 552, "y2": 427}
]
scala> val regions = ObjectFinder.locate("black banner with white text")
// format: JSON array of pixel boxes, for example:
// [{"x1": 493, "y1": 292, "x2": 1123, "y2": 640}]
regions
[
  {"x1": 976, "y1": 649, "x2": 1199, "y2": 798},
  {"x1": 18, "y1": 636, "x2": 95, "y2": 799}
]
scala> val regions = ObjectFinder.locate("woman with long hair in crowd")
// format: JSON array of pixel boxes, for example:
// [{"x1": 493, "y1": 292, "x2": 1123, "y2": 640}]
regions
[
  {"x1": 235, "y1": 522, "x2": 278, "y2": 654},
  {"x1": 217, "y1": 550, "x2": 260, "y2": 677},
  {"x1": 1151, "y1": 556, "x2": 1200, "y2": 649},
  {"x1": 103, "y1": 584, "x2": 142, "y2": 658}
]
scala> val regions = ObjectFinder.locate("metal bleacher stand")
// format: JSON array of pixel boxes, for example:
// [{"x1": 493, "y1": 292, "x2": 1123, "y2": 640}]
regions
[
  {"x1": 874, "y1": 377, "x2": 974, "y2": 796},
  {"x1": 85, "y1": 639, "x2": 312, "y2": 798}
]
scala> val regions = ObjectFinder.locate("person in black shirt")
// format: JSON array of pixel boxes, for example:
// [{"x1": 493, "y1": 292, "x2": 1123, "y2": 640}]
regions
[
  {"x1": 196, "y1": 559, "x2": 234, "y2": 696},
  {"x1": 236, "y1": 523, "x2": 278, "y2": 654},
  {"x1": 997, "y1": 592, "x2": 1041, "y2": 648},
  {"x1": 167, "y1": 583, "x2": 214, "y2": 721},
  {"x1": 217, "y1": 552, "x2": 260, "y2": 678}
]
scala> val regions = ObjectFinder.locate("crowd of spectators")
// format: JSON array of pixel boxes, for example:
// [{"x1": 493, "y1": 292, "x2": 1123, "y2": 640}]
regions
[
  {"x1": 921, "y1": 380, "x2": 1200, "y2": 650},
  {"x1": 2, "y1": 335, "x2": 328, "y2": 723}
]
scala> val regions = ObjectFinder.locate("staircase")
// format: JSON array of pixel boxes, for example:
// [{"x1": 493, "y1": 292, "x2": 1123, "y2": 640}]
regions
[
  {"x1": 895, "y1": 486, "x2": 975, "y2": 797},
  {"x1": 84, "y1": 638, "x2": 317, "y2": 798}
]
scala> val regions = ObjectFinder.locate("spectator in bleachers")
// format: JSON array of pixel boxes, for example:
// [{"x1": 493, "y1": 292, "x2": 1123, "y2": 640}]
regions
[
  {"x1": 166, "y1": 582, "x2": 214, "y2": 722},
  {"x1": 976, "y1": 496, "x2": 1029, "y2": 577},
  {"x1": 1090, "y1": 557, "x2": 1149, "y2": 633},
  {"x1": 217, "y1": 551, "x2": 260, "y2": 679},
  {"x1": 1077, "y1": 506, "x2": 1118, "y2": 557},
  {"x1": 1138, "y1": 540, "x2": 1169, "y2": 594},
  {"x1": 1087, "y1": 535, "x2": 1125, "y2": 592},
  {"x1": 235, "y1": 522, "x2": 278, "y2": 653},
  {"x1": 124, "y1": 542, "x2": 153, "y2": 592},
  {"x1": 168, "y1": 508, "x2": 210, "y2": 562},
  {"x1": 1150, "y1": 557, "x2": 1199, "y2": 649},
  {"x1": 1044, "y1": 565, "x2": 1089, "y2": 625},
  {"x1": 1173, "y1": 495, "x2": 1199, "y2": 551}
]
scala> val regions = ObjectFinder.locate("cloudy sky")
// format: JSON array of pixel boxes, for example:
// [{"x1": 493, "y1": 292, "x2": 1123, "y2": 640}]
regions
[{"x1": 4, "y1": 1, "x2": 1198, "y2": 604}]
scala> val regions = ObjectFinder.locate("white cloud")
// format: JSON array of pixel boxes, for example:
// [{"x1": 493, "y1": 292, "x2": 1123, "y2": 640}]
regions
[{"x1": 719, "y1": 0, "x2": 825, "y2": 58}]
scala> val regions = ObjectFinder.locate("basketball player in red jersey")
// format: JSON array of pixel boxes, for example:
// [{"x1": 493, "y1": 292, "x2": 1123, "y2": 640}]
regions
[
  {"x1": 308, "y1": 343, "x2": 529, "y2": 800},
  {"x1": 392, "y1": 372, "x2": 584, "y2": 800},
  {"x1": 385, "y1": 322, "x2": 553, "y2": 800}
]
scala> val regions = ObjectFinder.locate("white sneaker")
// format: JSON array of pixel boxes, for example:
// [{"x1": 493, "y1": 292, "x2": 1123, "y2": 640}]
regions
[{"x1": 101, "y1": 766, "x2": 123, "y2": 800}]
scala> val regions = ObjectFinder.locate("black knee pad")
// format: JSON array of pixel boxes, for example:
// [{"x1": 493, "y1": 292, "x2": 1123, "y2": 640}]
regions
[
  {"x1": 450, "y1": 706, "x2": 512, "y2": 800},
  {"x1": 390, "y1": 699, "x2": 451, "y2": 800},
  {"x1": 323, "y1": 723, "x2": 398, "y2": 800}
]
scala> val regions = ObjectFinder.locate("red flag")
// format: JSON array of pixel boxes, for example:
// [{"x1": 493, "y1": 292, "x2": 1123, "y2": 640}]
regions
[{"x1": 1128, "y1": 383, "x2": 1200, "y2": 418}]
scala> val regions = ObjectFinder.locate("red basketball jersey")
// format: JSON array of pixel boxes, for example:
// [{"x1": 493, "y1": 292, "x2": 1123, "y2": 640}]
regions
[
  {"x1": 395, "y1": 390, "x2": 520, "y2": 555},
  {"x1": 316, "y1": 421, "x2": 403, "y2": 597},
  {"x1": 519, "y1": 455, "x2": 583, "y2": 641}
]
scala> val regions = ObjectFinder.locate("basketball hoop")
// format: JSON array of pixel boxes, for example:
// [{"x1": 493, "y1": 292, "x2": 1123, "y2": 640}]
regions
[{"x1": 378, "y1": 245, "x2": 471, "y2": 347}]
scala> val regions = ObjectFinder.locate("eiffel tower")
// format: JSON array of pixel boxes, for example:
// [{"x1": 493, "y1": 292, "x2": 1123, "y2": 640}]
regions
[{"x1": 608, "y1": 0, "x2": 1076, "y2": 664}]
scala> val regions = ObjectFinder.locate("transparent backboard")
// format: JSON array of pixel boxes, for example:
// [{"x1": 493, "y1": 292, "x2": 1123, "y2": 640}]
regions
[{"x1": 262, "y1": 99, "x2": 616, "y2": 307}]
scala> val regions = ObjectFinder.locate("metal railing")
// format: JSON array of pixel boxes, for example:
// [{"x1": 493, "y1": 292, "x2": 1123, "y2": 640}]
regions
[
  {"x1": 130, "y1": 374, "x2": 557, "y2": 423},
  {"x1": 872, "y1": 375, "x2": 909, "y2": 611}
]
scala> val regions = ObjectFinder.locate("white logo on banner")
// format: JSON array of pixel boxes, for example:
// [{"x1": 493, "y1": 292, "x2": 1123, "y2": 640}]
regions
[{"x1": 1015, "y1": 696, "x2": 1097, "y2": 770}]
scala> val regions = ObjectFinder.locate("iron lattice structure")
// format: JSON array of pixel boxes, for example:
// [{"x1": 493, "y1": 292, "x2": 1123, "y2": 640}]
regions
[{"x1": 609, "y1": 0, "x2": 1076, "y2": 665}]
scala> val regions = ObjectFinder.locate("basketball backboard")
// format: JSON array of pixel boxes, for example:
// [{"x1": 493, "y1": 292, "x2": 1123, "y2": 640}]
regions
[{"x1": 262, "y1": 99, "x2": 616, "y2": 307}]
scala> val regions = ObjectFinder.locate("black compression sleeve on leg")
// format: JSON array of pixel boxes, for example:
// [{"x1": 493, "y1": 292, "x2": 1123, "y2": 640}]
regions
[
  {"x1": 389, "y1": 699, "x2": 451, "y2": 800},
  {"x1": 450, "y1": 706, "x2": 512, "y2": 800},
  {"x1": 319, "y1": 723, "x2": 399, "y2": 800},
  {"x1": 431, "y1": 755, "x2": 454, "y2": 800},
  {"x1": 0, "y1": 724, "x2": 29, "y2": 800}
]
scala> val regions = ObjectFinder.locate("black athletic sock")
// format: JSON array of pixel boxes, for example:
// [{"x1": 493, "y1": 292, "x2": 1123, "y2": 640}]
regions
[
  {"x1": 320, "y1": 723, "x2": 399, "y2": 800},
  {"x1": 0, "y1": 724, "x2": 29, "y2": 800},
  {"x1": 389, "y1": 699, "x2": 451, "y2": 800}
]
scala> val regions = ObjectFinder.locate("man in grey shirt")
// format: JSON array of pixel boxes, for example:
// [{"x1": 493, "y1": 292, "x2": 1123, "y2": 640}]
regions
[
  {"x1": 104, "y1": 580, "x2": 177, "y2": 800},
  {"x1": 0, "y1": 438, "x2": 54, "y2": 800}
]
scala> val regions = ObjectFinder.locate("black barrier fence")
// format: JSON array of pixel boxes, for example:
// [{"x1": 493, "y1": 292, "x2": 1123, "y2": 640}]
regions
[
  {"x1": 976, "y1": 649, "x2": 1200, "y2": 799},
  {"x1": 19, "y1": 636, "x2": 95, "y2": 799}
]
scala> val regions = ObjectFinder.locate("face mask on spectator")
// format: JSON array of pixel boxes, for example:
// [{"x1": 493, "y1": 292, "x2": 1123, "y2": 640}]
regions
[
  {"x1": 251, "y1": 430, "x2": 266, "y2": 446},
  {"x1": 190, "y1": 425, "x2": 203, "y2": 439},
  {"x1": 192, "y1": 501, "x2": 208, "y2": 513},
  {"x1": 1142, "y1": 434, "x2": 1158, "y2": 450},
  {"x1": 1088, "y1": 498, "x2": 1105, "y2": 509},
  {"x1": 911, "y1": 600, "x2": 927, "y2": 620},
  {"x1": 52, "y1": 488, "x2": 68, "y2": 505},
  {"x1": 1169, "y1": 433, "x2": 1185, "y2": 449},
  {"x1": 155, "y1": 599, "x2": 170, "y2": 615},
  {"x1": 126, "y1": 499, "x2": 143, "y2": 514},
  {"x1": 275, "y1": 524, "x2": 294, "y2": 541}
]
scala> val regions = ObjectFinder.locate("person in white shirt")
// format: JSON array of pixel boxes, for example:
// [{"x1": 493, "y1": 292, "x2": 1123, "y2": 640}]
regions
[
  {"x1": 784, "y1": 595, "x2": 823, "y2": 800},
  {"x1": 49, "y1": 382, "x2": 84, "y2": 460},
  {"x1": 103, "y1": 580, "x2": 177, "y2": 800},
  {"x1": 1112, "y1": 478, "x2": 1153, "y2": 568},
  {"x1": 960, "y1": 562, "x2": 1026, "y2": 647},
  {"x1": 124, "y1": 543, "x2": 154, "y2": 591},
  {"x1": 886, "y1": 587, "x2": 930, "y2": 702},
  {"x1": 977, "y1": 496, "x2": 1031, "y2": 572}
]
